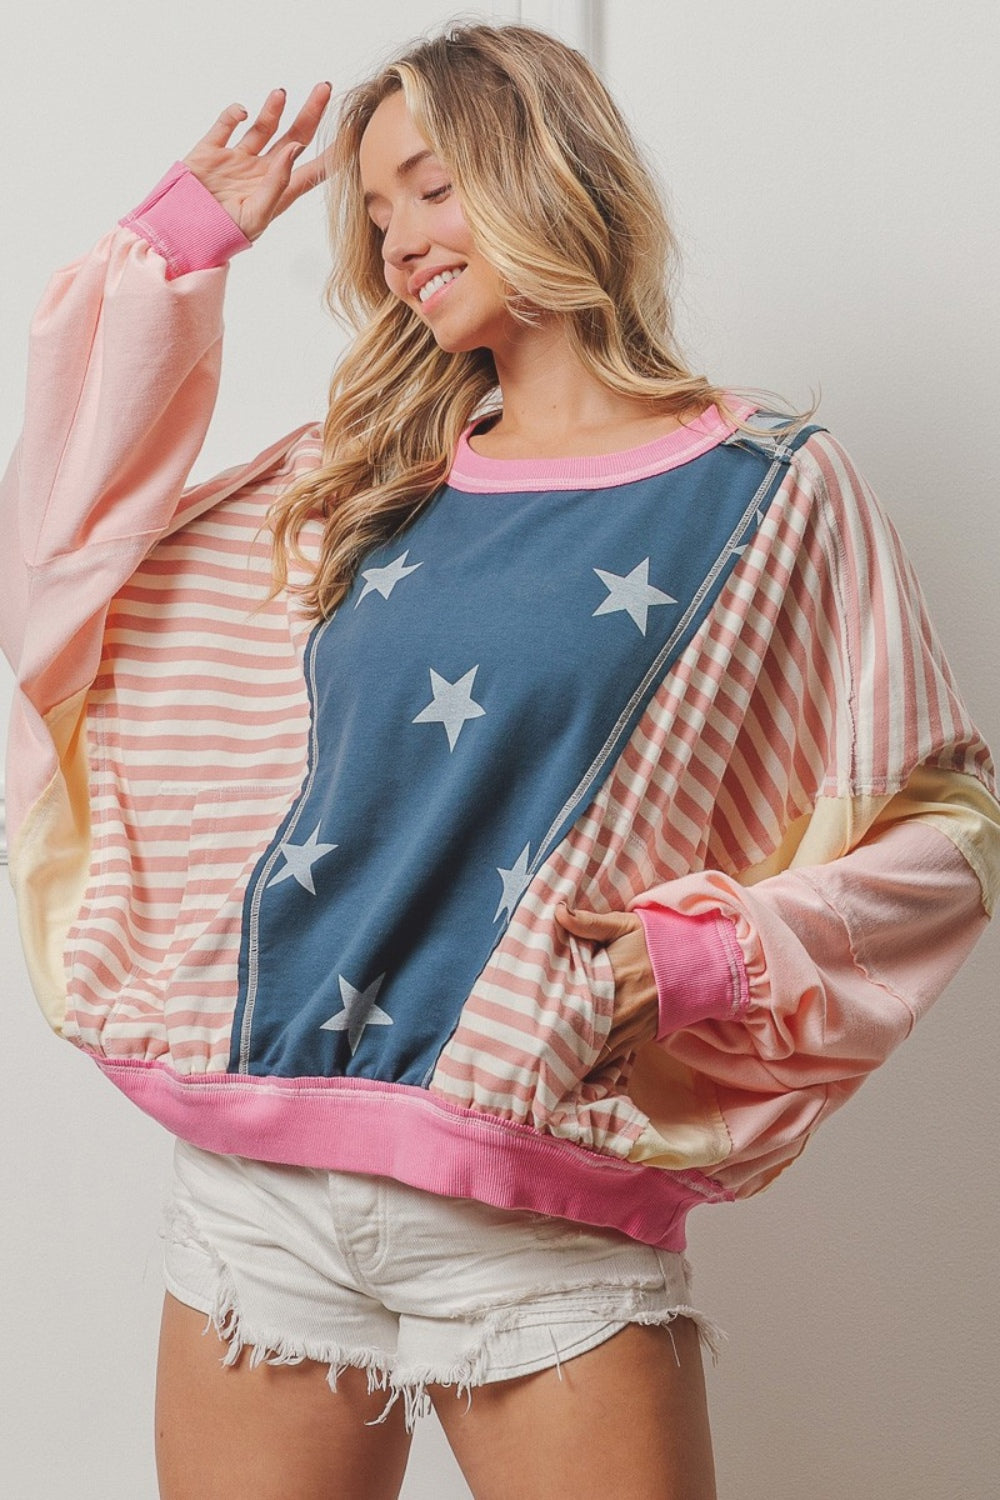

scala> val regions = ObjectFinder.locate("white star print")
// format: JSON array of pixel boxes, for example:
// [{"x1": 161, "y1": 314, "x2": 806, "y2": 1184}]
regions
[
  {"x1": 495, "y1": 843, "x2": 532, "y2": 923},
  {"x1": 320, "y1": 972, "x2": 393, "y2": 1056},
  {"x1": 592, "y1": 558, "x2": 676, "y2": 636},
  {"x1": 412, "y1": 666, "x2": 486, "y2": 750},
  {"x1": 355, "y1": 549, "x2": 423, "y2": 606},
  {"x1": 267, "y1": 824, "x2": 338, "y2": 894}
]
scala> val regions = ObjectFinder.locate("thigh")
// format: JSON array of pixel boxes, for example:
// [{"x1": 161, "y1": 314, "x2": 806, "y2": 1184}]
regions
[
  {"x1": 429, "y1": 1316, "x2": 716, "y2": 1500},
  {"x1": 155, "y1": 1293, "x2": 413, "y2": 1500}
]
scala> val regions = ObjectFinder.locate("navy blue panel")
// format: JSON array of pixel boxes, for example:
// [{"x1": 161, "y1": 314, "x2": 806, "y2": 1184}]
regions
[{"x1": 231, "y1": 426, "x2": 818, "y2": 1083}]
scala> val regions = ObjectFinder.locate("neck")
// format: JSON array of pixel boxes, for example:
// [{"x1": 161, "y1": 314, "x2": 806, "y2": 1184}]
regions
[{"x1": 488, "y1": 319, "x2": 667, "y2": 445}]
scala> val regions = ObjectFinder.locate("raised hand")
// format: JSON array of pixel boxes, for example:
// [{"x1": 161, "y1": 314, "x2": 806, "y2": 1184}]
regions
[{"x1": 182, "y1": 82, "x2": 334, "y2": 242}]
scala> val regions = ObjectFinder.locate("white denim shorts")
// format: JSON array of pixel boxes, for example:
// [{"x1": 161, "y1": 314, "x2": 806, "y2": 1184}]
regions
[{"x1": 161, "y1": 1138, "x2": 721, "y2": 1433}]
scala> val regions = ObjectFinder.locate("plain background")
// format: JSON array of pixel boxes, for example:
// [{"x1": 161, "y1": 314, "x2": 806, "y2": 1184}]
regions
[{"x1": 1, "y1": 2, "x2": 998, "y2": 1495}]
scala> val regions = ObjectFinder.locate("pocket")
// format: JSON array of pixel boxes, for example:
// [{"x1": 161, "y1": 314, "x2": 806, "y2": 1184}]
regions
[
  {"x1": 572, "y1": 933, "x2": 617, "y2": 1073},
  {"x1": 428, "y1": 910, "x2": 620, "y2": 1130},
  {"x1": 534, "y1": 925, "x2": 614, "y2": 1092},
  {"x1": 589, "y1": 939, "x2": 618, "y2": 1046}
]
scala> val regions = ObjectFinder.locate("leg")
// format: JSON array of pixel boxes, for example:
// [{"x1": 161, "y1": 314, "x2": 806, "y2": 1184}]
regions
[
  {"x1": 428, "y1": 1316, "x2": 716, "y2": 1500},
  {"x1": 155, "y1": 1293, "x2": 413, "y2": 1500}
]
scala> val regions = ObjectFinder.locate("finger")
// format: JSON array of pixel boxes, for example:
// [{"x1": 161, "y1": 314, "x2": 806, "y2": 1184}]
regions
[
  {"x1": 265, "y1": 81, "x2": 334, "y2": 159},
  {"x1": 555, "y1": 902, "x2": 608, "y2": 925},
  {"x1": 282, "y1": 141, "x2": 335, "y2": 206},
  {"x1": 235, "y1": 140, "x2": 302, "y2": 234},
  {"x1": 555, "y1": 903, "x2": 638, "y2": 938},
  {"x1": 236, "y1": 88, "x2": 288, "y2": 155},
  {"x1": 199, "y1": 102, "x2": 249, "y2": 151}
]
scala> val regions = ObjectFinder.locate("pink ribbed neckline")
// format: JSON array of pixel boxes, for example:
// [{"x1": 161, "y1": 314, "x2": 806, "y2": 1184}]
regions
[{"x1": 447, "y1": 399, "x2": 757, "y2": 493}]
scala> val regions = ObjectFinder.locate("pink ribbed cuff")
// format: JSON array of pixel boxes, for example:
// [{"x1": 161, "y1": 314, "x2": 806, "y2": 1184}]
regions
[
  {"x1": 634, "y1": 904, "x2": 748, "y2": 1039},
  {"x1": 119, "y1": 161, "x2": 252, "y2": 279}
]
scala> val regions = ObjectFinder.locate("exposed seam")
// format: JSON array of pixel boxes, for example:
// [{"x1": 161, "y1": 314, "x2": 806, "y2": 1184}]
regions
[
  {"x1": 122, "y1": 216, "x2": 182, "y2": 277},
  {"x1": 798, "y1": 446, "x2": 860, "y2": 787},
  {"x1": 795, "y1": 864, "x2": 918, "y2": 1038},
  {"x1": 525, "y1": 454, "x2": 787, "y2": 892},
  {"x1": 905, "y1": 813, "x2": 998, "y2": 920},
  {"x1": 29, "y1": 301, "x2": 103, "y2": 569},
  {"x1": 711, "y1": 911, "x2": 750, "y2": 1017},
  {"x1": 237, "y1": 613, "x2": 330, "y2": 1071}
]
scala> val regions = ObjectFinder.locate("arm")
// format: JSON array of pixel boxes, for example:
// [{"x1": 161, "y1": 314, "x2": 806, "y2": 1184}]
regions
[
  {"x1": 0, "y1": 87, "x2": 331, "y2": 846},
  {"x1": 631, "y1": 784, "x2": 996, "y2": 1192},
  {"x1": 4, "y1": 169, "x2": 247, "y2": 575},
  {"x1": 569, "y1": 433, "x2": 999, "y2": 1194},
  {"x1": 0, "y1": 86, "x2": 330, "y2": 682}
]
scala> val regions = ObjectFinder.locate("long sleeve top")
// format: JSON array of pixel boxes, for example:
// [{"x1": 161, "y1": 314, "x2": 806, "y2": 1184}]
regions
[{"x1": 2, "y1": 163, "x2": 997, "y2": 1249}]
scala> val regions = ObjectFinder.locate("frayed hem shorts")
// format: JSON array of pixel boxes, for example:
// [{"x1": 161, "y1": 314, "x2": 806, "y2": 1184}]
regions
[{"x1": 161, "y1": 1139, "x2": 723, "y2": 1434}]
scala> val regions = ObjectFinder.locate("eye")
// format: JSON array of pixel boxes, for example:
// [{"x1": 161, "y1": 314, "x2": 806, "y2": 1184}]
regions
[{"x1": 422, "y1": 184, "x2": 452, "y2": 201}]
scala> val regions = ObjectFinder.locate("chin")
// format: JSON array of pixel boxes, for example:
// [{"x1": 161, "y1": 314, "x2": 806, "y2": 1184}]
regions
[{"x1": 427, "y1": 326, "x2": 490, "y2": 355}]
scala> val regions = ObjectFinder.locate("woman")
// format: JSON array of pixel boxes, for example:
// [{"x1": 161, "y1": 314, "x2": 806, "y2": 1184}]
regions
[{"x1": 2, "y1": 21, "x2": 997, "y2": 1500}]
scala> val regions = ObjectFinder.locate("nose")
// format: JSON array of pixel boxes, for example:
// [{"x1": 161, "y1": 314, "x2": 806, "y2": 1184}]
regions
[{"x1": 381, "y1": 201, "x2": 430, "y2": 275}]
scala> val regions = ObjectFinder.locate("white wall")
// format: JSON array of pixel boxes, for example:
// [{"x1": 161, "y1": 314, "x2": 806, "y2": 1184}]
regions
[
  {"x1": 600, "y1": 5, "x2": 999, "y2": 1497},
  {"x1": 1, "y1": 3, "x2": 997, "y2": 1496},
  {"x1": 0, "y1": 5, "x2": 514, "y2": 1494}
]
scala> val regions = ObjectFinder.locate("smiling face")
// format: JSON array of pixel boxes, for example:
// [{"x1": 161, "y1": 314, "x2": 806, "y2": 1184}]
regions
[{"x1": 358, "y1": 89, "x2": 521, "y2": 355}]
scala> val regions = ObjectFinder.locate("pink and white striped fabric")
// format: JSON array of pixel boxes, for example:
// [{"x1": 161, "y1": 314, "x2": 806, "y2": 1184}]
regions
[
  {"x1": 429, "y1": 425, "x2": 997, "y2": 1193},
  {"x1": 1, "y1": 164, "x2": 997, "y2": 1248}
]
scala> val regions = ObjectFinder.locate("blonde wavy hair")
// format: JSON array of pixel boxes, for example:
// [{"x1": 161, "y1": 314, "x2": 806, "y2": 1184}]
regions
[{"x1": 269, "y1": 20, "x2": 753, "y2": 619}]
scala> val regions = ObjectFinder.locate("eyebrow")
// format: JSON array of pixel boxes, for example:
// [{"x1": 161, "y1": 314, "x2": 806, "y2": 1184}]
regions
[{"x1": 362, "y1": 150, "x2": 438, "y2": 210}]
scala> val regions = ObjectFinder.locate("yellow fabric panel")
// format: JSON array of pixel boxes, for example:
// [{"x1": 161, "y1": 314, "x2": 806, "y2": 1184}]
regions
[
  {"x1": 624, "y1": 763, "x2": 1000, "y2": 1172},
  {"x1": 9, "y1": 688, "x2": 92, "y2": 1032},
  {"x1": 865, "y1": 765, "x2": 1000, "y2": 918},
  {"x1": 626, "y1": 1043, "x2": 732, "y2": 1169},
  {"x1": 733, "y1": 767, "x2": 999, "y2": 915},
  {"x1": 734, "y1": 791, "x2": 897, "y2": 885}
]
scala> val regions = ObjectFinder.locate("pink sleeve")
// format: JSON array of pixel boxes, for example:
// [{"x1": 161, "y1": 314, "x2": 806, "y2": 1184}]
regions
[
  {"x1": 633, "y1": 819, "x2": 989, "y2": 1089},
  {"x1": 620, "y1": 431, "x2": 1000, "y2": 1193},
  {"x1": 634, "y1": 905, "x2": 747, "y2": 1040},
  {"x1": 0, "y1": 173, "x2": 241, "y2": 842},
  {"x1": 628, "y1": 816, "x2": 992, "y2": 1195},
  {"x1": 119, "y1": 162, "x2": 252, "y2": 278}
]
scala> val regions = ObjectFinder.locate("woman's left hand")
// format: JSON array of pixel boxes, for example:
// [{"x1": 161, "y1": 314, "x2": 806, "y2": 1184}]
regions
[{"x1": 554, "y1": 903, "x2": 659, "y2": 1069}]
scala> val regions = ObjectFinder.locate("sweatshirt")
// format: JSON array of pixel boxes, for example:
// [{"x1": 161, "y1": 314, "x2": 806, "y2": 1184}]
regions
[{"x1": 2, "y1": 163, "x2": 998, "y2": 1251}]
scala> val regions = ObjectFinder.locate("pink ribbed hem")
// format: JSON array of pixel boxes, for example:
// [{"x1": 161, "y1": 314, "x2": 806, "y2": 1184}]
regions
[
  {"x1": 634, "y1": 905, "x2": 748, "y2": 1039},
  {"x1": 120, "y1": 161, "x2": 252, "y2": 278},
  {"x1": 94, "y1": 1056, "x2": 732, "y2": 1250},
  {"x1": 447, "y1": 399, "x2": 758, "y2": 493}
]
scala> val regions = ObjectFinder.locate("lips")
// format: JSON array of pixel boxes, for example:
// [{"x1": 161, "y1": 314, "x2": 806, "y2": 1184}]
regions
[{"x1": 409, "y1": 264, "x2": 466, "y2": 299}]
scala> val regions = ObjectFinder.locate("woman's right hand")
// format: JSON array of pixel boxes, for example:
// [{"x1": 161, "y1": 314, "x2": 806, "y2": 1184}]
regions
[{"x1": 182, "y1": 82, "x2": 334, "y2": 242}]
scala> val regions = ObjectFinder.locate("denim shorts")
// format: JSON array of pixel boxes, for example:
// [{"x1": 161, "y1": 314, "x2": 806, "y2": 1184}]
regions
[{"x1": 161, "y1": 1138, "x2": 722, "y2": 1434}]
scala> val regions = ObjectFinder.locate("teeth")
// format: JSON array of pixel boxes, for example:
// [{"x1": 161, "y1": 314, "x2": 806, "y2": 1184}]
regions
[{"x1": 418, "y1": 267, "x2": 463, "y2": 302}]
